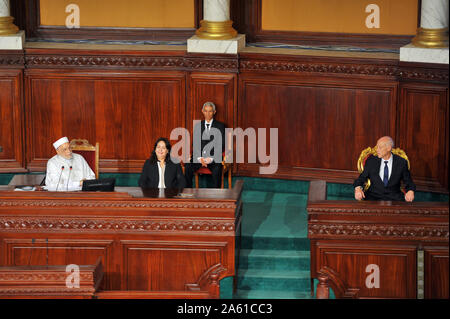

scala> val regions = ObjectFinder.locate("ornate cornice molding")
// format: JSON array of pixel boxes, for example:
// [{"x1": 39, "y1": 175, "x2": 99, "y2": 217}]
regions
[
  {"x1": 0, "y1": 217, "x2": 236, "y2": 233},
  {"x1": 307, "y1": 207, "x2": 449, "y2": 216},
  {"x1": 308, "y1": 223, "x2": 449, "y2": 240},
  {"x1": 0, "y1": 199, "x2": 236, "y2": 209},
  {"x1": 25, "y1": 54, "x2": 186, "y2": 69},
  {"x1": 24, "y1": 54, "x2": 239, "y2": 72},
  {"x1": 0, "y1": 53, "x2": 25, "y2": 68},
  {"x1": 184, "y1": 56, "x2": 239, "y2": 73},
  {"x1": 398, "y1": 68, "x2": 449, "y2": 82},
  {"x1": 240, "y1": 58, "x2": 449, "y2": 83},
  {"x1": 0, "y1": 287, "x2": 95, "y2": 295},
  {"x1": 0, "y1": 272, "x2": 93, "y2": 281},
  {"x1": 239, "y1": 60, "x2": 399, "y2": 77},
  {"x1": 21, "y1": 51, "x2": 449, "y2": 81}
]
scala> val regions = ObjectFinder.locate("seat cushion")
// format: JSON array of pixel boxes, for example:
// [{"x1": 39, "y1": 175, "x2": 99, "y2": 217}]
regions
[{"x1": 196, "y1": 167, "x2": 212, "y2": 175}]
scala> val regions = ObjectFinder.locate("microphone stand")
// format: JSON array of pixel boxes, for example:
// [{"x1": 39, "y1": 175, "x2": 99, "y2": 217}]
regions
[
  {"x1": 66, "y1": 166, "x2": 73, "y2": 191},
  {"x1": 55, "y1": 166, "x2": 65, "y2": 191}
]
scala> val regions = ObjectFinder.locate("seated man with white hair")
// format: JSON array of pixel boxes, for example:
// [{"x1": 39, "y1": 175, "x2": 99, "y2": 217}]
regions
[
  {"x1": 45, "y1": 137, "x2": 95, "y2": 191},
  {"x1": 354, "y1": 136, "x2": 416, "y2": 202}
]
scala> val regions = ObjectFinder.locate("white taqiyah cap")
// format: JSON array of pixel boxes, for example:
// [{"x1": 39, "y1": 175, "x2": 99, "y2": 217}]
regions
[{"x1": 53, "y1": 137, "x2": 69, "y2": 150}]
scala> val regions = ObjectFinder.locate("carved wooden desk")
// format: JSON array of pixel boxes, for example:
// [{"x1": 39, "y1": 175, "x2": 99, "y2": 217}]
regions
[
  {"x1": 307, "y1": 181, "x2": 448, "y2": 299},
  {"x1": 0, "y1": 181, "x2": 243, "y2": 299}
]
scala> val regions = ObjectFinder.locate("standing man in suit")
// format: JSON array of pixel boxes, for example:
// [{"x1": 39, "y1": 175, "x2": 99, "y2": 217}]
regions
[
  {"x1": 138, "y1": 137, "x2": 186, "y2": 189},
  {"x1": 184, "y1": 101, "x2": 226, "y2": 188},
  {"x1": 354, "y1": 136, "x2": 416, "y2": 202}
]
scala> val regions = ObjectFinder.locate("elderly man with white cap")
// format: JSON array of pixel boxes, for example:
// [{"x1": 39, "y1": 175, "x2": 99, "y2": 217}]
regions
[{"x1": 45, "y1": 137, "x2": 95, "y2": 191}]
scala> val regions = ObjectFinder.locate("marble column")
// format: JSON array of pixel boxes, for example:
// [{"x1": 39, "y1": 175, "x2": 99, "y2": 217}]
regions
[
  {"x1": 412, "y1": 0, "x2": 448, "y2": 48},
  {"x1": 188, "y1": 0, "x2": 245, "y2": 54},
  {"x1": 196, "y1": 0, "x2": 236, "y2": 40},
  {"x1": 400, "y1": 0, "x2": 448, "y2": 64},
  {"x1": 0, "y1": 0, "x2": 24, "y2": 49}
]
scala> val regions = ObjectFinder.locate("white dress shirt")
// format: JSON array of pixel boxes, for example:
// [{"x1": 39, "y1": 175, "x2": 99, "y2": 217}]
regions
[
  {"x1": 157, "y1": 161, "x2": 166, "y2": 188},
  {"x1": 379, "y1": 153, "x2": 393, "y2": 182},
  {"x1": 197, "y1": 120, "x2": 214, "y2": 164}
]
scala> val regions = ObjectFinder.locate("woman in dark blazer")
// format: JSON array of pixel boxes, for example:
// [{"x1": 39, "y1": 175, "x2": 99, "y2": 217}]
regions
[{"x1": 138, "y1": 137, "x2": 186, "y2": 188}]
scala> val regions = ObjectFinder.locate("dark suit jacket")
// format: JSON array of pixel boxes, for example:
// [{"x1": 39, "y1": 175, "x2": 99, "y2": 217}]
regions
[
  {"x1": 353, "y1": 154, "x2": 416, "y2": 201},
  {"x1": 193, "y1": 119, "x2": 226, "y2": 163},
  {"x1": 138, "y1": 160, "x2": 186, "y2": 188}
]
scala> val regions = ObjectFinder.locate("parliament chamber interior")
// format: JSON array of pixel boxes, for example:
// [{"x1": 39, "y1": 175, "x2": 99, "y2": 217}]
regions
[{"x1": 0, "y1": 0, "x2": 448, "y2": 302}]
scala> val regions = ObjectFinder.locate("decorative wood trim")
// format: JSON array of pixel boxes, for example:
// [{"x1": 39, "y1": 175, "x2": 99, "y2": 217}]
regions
[
  {"x1": 185, "y1": 53, "x2": 239, "y2": 73},
  {"x1": 0, "y1": 51, "x2": 25, "y2": 69},
  {"x1": 20, "y1": 50, "x2": 448, "y2": 82},
  {"x1": 307, "y1": 207, "x2": 449, "y2": 216},
  {"x1": 24, "y1": 52, "x2": 186, "y2": 70},
  {"x1": 240, "y1": 58, "x2": 398, "y2": 77},
  {"x1": 308, "y1": 223, "x2": 448, "y2": 241},
  {"x1": 316, "y1": 266, "x2": 360, "y2": 299},
  {"x1": 399, "y1": 61, "x2": 449, "y2": 84},
  {"x1": 23, "y1": 49, "x2": 239, "y2": 73},
  {"x1": 0, "y1": 216, "x2": 237, "y2": 233},
  {"x1": 185, "y1": 263, "x2": 228, "y2": 299}
]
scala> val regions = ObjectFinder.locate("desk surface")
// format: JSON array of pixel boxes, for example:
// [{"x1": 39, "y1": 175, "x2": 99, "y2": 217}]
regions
[
  {"x1": 0, "y1": 180, "x2": 244, "y2": 201},
  {"x1": 7, "y1": 174, "x2": 45, "y2": 186}
]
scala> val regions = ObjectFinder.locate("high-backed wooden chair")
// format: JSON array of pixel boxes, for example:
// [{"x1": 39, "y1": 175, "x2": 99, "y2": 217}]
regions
[
  {"x1": 194, "y1": 152, "x2": 232, "y2": 189},
  {"x1": 357, "y1": 146, "x2": 410, "y2": 192},
  {"x1": 69, "y1": 139, "x2": 99, "y2": 179}
]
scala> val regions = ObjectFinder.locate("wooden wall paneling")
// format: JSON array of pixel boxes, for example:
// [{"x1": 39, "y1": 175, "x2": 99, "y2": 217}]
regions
[
  {"x1": 121, "y1": 239, "x2": 228, "y2": 291},
  {"x1": 94, "y1": 74, "x2": 186, "y2": 172},
  {"x1": 187, "y1": 72, "x2": 236, "y2": 130},
  {"x1": 24, "y1": 69, "x2": 186, "y2": 173},
  {"x1": 397, "y1": 82, "x2": 449, "y2": 192},
  {"x1": 424, "y1": 247, "x2": 449, "y2": 299},
  {"x1": 317, "y1": 242, "x2": 417, "y2": 298},
  {"x1": 237, "y1": 72, "x2": 398, "y2": 183},
  {"x1": 0, "y1": 68, "x2": 26, "y2": 173}
]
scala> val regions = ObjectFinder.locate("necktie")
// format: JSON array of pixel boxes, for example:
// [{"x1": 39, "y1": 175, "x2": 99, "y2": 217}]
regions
[
  {"x1": 383, "y1": 161, "x2": 389, "y2": 187},
  {"x1": 206, "y1": 123, "x2": 210, "y2": 131}
]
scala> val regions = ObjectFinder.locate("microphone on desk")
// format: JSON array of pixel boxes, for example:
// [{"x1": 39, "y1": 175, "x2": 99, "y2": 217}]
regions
[
  {"x1": 55, "y1": 166, "x2": 65, "y2": 191},
  {"x1": 66, "y1": 166, "x2": 73, "y2": 191},
  {"x1": 27, "y1": 238, "x2": 35, "y2": 267}
]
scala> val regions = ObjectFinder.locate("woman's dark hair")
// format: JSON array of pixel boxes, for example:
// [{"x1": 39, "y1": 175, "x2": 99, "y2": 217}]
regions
[{"x1": 149, "y1": 137, "x2": 172, "y2": 164}]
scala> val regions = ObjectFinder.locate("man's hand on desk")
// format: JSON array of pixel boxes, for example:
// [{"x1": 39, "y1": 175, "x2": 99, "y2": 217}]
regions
[
  {"x1": 405, "y1": 190, "x2": 414, "y2": 202},
  {"x1": 355, "y1": 187, "x2": 365, "y2": 201}
]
